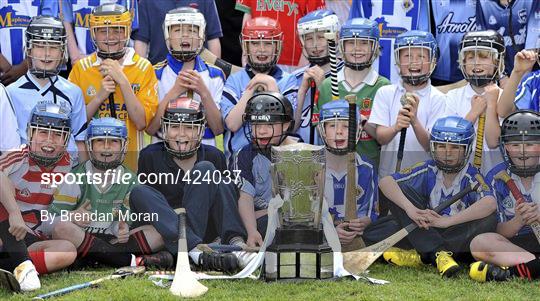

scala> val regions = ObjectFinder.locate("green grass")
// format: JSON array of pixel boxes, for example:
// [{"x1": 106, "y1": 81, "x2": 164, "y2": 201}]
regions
[{"x1": 2, "y1": 263, "x2": 539, "y2": 300}]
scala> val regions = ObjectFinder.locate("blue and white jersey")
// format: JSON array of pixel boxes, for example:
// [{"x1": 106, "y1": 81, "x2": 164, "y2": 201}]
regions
[
  {"x1": 6, "y1": 72, "x2": 87, "y2": 162},
  {"x1": 514, "y1": 70, "x2": 540, "y2": 112},
  {"x1": 0, "y1": 0, "x2": 63, "y2": 65},
  {"x1": 476, "y1": 0, "x2": 534, "y2": 75},
  {"x1": 326, "y1": 153, "x2": 379, "y2": 222},
  {"x1": 220, "y1": 66, "x2": 298, "y2": 161},
  {"x1": 291, "y1": 62, "x2": 343, "y2": 144},
  {"x1": 431, "y1": 0, "x2": 477, "y2": 82},
  {"x1": 349, "y1": 0, "x2": 430, "y2": 84},
  {"x1": 63, "y1": 0, "x2": 139, "y2": 56},
  {"x1": 485, "y1": 162, "x2": 539, "y2": 236},
  {"x1": 391, "y1": 160, "x2": 493, "y2": 216},
  {"x1": 525, "y1": 0, "x2": 540, "y2": 48},
  {"x1": 154, "y1": 54, "x2": 225, "y2": 146},
  {"x1": 230, "y1": 144, "x2": 272, "y2": 211}
]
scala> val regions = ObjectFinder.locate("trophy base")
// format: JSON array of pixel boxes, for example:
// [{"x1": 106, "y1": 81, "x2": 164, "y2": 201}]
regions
[{"x1": 263, "y1": 227, "x2": 334, "y2": 281}]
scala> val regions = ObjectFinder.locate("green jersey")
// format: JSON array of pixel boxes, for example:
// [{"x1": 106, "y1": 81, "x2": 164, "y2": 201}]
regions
[
  {"x1": 49, "y1": 161, "x2": 138, "y2": 234},
  {"x1": 314, "y1": 67, "x2": 390, "y2": 167}
]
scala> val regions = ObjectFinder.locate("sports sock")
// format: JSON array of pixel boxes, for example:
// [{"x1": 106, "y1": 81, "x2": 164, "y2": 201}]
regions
[
  {"x1": 509, "y1": 258, "x2": 540, "y2": 280},
  {"x1": 77, "y1": 232, "x2": 131, "y2": 267},
  {"x1": 188, "y1": 247, "x2": 202, "y2": 263},
  {"x1": 123, "y1": 230, "x2": 152, "y2": 255}
]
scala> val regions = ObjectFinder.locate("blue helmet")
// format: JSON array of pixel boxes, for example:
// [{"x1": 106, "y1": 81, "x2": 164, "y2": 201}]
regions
[
  {"x1": 317, "y1": 99, "x2": 359, "y2": 155},
  {"x1": 430, "y1": 116, "x2": 475, "y2": 173},
  {"x1": 297, "y1": 9, "x2": 340, "y2": 66},
  {"x1": 339, "y1": 18, "x2": 380, "y2": 71},
  {"x1": 86, "y1": 117, "x2": 128, "y2": 170},
  {"x1": 27, "y1": 102, "x2": 71, "y2": 167},
  {"x1": 500, "y1": 110, "x2": 540, "y2": 177},
  {"x1": 394, "y1": 30, "x2": 438, "y2": 86}
]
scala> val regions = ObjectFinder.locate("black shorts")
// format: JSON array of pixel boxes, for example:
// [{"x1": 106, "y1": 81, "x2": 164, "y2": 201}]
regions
[{"x1": 509, "y1": 232, "x2": 540, "y2": 255}]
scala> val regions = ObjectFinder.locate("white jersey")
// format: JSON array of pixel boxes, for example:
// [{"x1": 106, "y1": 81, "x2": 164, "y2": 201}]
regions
[
  {"x1": 445, "y1": 84, "x2": 503, "y2": 174},
  {"x1": 368, "y1": 81, "x2": 446, "y2": 178},
  {"x1": 7, "y1": 72, "x2": 87, "y2": 163},
  {"x1": 154, "y1": 55, "x2": 224, "y2": 146},
  {"x1": 0, "y1": 0, "x2": 40, "y2": 65},
  {"x1": 0, "y1": 84, "x2": 21, "y2": 151}
]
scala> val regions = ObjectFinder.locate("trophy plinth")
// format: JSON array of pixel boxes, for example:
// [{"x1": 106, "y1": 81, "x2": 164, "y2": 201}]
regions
[{"x1": 263, "y1": 143, "x2": 334, "y2": 281}]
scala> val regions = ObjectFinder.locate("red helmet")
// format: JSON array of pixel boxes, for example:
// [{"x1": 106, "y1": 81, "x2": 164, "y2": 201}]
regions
[{"x1": 241, "y1": 17, "x2": 283, "y2": 72}]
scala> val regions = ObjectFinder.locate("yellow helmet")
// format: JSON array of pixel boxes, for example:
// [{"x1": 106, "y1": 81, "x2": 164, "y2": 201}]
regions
[{"x1": 89, "y1": 3, "x2": 132, "y2": 59}]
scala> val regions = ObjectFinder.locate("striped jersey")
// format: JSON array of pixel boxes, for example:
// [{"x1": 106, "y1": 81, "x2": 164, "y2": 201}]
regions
[
  {"x1": 392, "y1": 160, "x2": 493, "y2": 216},
  {"x1": 68, "y1": 48, "x2": 158, "y2": 171},
  {"x1": 49, "y1": 160, "x2": 135, "y2": 235},
  {"x1": 349, "y1": 0, "x2": 431, "y2": 84},
  {"x1": 485, "y1": 162, "x2": 539, "y2": 236},
  {"x1": 326, "y1": 153, "x2": 379, "y2": 222},
  {"x1": 0, "y1": 146, "x2": 71, "y2": 232}
]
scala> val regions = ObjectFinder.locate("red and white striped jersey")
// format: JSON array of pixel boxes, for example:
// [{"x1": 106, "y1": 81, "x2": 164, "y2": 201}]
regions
[{"x1": 0, "y1": 146, "x2": 71, "y2": 233}]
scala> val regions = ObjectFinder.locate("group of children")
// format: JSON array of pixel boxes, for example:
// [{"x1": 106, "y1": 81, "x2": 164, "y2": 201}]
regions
[{"x1": 0, "y1": 4, "x2": 540, "y2": 293}]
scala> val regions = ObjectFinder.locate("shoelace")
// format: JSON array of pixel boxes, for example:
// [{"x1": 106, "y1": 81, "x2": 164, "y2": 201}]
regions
[{"x1": 435, "y1": 251, "x2": 453, "y2": 266}]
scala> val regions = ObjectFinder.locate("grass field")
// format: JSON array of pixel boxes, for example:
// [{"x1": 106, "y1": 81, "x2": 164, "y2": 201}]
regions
[{"x1": 2, "y1": 263, "x2": 538, "y2": 300}]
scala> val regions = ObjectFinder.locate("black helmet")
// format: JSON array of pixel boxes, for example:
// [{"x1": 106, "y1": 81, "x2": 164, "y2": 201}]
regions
[
  {"x1": 243, "y1": 92, "x2": 294, "y2": 152},
  {"x1": 161, "y1": 97, "x2": 206, "y2": 160},
  {"x1": 459, "y1": 30, "x2": 505, "y2": 87},
  {"x1": 500, "y1": 110, "x2": 540, "y2": 177},
  {"x1": 25, "y1": 16, "x2": 67, "y2": 78}
]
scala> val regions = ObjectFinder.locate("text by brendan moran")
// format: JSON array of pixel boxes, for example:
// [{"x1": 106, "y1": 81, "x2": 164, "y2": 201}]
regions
[{"x1": 40, "y1": 210, "x2": 158, "y2": 224}]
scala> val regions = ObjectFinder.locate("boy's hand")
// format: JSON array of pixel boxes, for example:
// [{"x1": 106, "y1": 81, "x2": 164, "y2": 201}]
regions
[
  {"x1": 425, "y1": 210, "x2": 451, "y2": 228},
  {"x1": 347, "y1": 216, "x2": 371, "y2": 234},
  {"x1": 512, "y1": 49, "x2": 537, "y2": 75},
  {"x1": 302, "y1": 65, "x2": 325, "y2": 89},
  {"x1": 8, "y1": 212, "x2": 28, "y2": 241},
  {"x1": 394, "y1": 109, "x2": 412, "y2": 131},
  {"x1": 97, "y1": 75, "x2": 116, "y2": 101},
  {"x1": 246, "y1": 230, "x2": 263, "y2": 247},
  {"x1": 516, "y1": 202, "x2": 539, "y2": 226},
  {"x1": 336, "y1": 222, "x2": 358, "y2": 244},
  {"x1": 116, "y1": 220, "x2": 129, "y2": 244},
  {"x1": 405, "y1": 207, "x2": 433, "y2": 230},
  {"x1": 246, "y1": 74, "x2": 279, "y2": 92},
  {"x1": 470, "y1": 94, "x2": 487, "y2": 117},
  {"x1": 100, "y1": 59, "x2": 129, "y2": 87},
  {"x1": 178, "y1": 70, "x2": 210, "y2": 97}
]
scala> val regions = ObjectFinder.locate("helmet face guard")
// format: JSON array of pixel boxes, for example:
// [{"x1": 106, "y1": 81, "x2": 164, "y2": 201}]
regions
[
  {"x1": 297, "y1": 10, "x2": 339, "y2": 66},
  {"x1": 395, "y1": 45, "x2": 437, "y2": 86},
  {"x1": 27, "y1": 103, "x2": 71, "y2": 167},
  {"x1": 86, "y1": 118, "x2": 128, "y2": 170},
  {"x1": 340, "y1": 37, "x2": 379, "y2": 71},
  {"x1": 161, "y1": 98, "x2": 206, "y2": 160},
  {"x1": 90, "y1": 4, "x2": 132, "y2": 60},
  {"x1": 241, "y1": 17, "x2": 283, "y2": 73},
  {"x1": 459, "y1": 47, "x2": 504, "y2": 87},
  {"x1": 430, "y1": 141, "x2": 472, "y2": 174},
  {"x1": 429, "y1": 116, "x2": 475, "y2": 173},
  {"x1": 163, "y1": 8, "x2": 206, "y2": 62},
  {"x1": 25, "y1": 16, "x2": 67, "y2": 78},
  {"x1": 500, "y1": 110, "x2": 540, "y2": 177},
  {"x1": 243, "y1": 92, "x2": 294, "y2": 153}
]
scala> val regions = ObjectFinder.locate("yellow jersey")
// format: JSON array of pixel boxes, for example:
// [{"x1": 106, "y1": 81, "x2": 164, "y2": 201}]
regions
[{"x1": 69, "y1": 48, "x2": 158, "y2": 171}]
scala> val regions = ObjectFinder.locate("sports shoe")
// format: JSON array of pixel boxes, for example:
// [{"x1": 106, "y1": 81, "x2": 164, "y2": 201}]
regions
[
  {"x1": 138, "y1": 251, "x2": 174, "y2": 270},
  {"x1": 198, "y1": 252, "x2": 239, "y2": 274},
  {"x1": 14, "y1": 260, "x2": 41, "y2": 292},
  {"x1": 383, "y1": 247, "x2": 423, "y2": 267},
  {"x1": 435, "y1": 251, "x2": 460, "y2": 277},
  {"x1": 469, "y1": 261, "x2": 512, "y2": 282}
]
